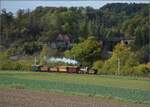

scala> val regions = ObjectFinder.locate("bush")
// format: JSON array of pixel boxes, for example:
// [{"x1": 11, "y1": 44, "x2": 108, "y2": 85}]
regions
[
  {"x1": 102, "y1": 60, "x2": 118, "y2": 75},
  {"x1": 16, "y1": 60, "x2": 32, "y2": 71},
  {"x1": 0, "y1": 59, "x2": 32, "y2": 71},
  {"x1": 133, "y1": 64, "x2": 150, "y2": 76},
  {"x1": 0, "y1": 60, "x2": 14, "y2": 70},
  {"x1": 101, "y1": 43, "x2": 139, "y2": 75},
  {"x1": 0, "y1": 50, "x2": 32, "y2": 71},
  {"x1": 93, "y1": 60, "x2": 105, "y2": 74}
]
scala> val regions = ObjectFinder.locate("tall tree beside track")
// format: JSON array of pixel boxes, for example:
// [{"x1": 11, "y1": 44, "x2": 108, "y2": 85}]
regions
[{"x1": 65, "y1": 36, "x2": 101, "y2": 66}]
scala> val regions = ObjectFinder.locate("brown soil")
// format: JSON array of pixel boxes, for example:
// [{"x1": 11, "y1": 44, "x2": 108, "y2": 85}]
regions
[{"x1": 0, "y1": 88, "x2": 149, "y2": 107}]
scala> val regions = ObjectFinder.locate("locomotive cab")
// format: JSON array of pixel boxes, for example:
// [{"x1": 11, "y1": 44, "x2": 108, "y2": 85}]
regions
[{"x1": 32, "y1": 65, "x2": 42, "y2": 72}]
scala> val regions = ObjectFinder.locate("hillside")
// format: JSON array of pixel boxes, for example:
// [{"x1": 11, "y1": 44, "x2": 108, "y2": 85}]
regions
[{"x1": 0, "y1": 3, "x2": 149, "y2": 55}]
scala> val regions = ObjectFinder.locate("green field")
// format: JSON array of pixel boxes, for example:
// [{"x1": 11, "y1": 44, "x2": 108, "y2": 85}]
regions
[{"x1": 0, "y1": 71, "x2": 150, "y2": 104}]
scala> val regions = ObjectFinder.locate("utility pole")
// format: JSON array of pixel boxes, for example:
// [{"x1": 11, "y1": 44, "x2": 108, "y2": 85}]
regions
[
  {"x1": 73, "y1": 55, "x2": 75, "y2": 61},
  {"x1": 117, "y1": 58, "x2": 120, "y2": 75},
  {"x1": 34, "y1": 56, "x2": 37, "y2": 65}
]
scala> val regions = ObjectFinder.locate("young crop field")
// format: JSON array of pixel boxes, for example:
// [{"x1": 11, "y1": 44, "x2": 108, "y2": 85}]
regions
[{"x1": 0, "y1": 71, "x2": 150, "y2": 104}]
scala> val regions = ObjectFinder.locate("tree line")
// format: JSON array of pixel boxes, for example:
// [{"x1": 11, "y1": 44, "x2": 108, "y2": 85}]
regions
[
  {"x1": 0, "y1": 3, "x2": 149, "y2": 53},
  {"x1": 0, "y1": 3, "x2": 149, "y2": 75}
]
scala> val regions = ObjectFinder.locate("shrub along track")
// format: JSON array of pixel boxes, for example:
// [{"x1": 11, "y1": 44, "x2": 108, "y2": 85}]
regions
[{"x1": 0, "y1": 88, "x2": 149, "y2": 107}]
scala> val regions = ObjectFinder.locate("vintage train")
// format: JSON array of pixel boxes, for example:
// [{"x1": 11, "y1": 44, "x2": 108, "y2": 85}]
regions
[{"x1": 32, "y1": 65, "x2": 97, "y2": 74}]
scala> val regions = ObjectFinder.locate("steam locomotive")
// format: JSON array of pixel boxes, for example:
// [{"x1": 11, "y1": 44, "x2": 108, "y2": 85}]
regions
[{"x1": 32, "y1": 65, "x2": 97, "y2": 74}]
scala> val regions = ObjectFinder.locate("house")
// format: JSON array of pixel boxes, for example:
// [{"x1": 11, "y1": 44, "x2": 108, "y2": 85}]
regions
[{"x1": 49, "y1": 34, "x2": 72, "y2": 50}]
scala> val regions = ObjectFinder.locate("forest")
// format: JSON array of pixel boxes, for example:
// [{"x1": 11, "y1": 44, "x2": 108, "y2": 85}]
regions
[{"x1": 0, "y1": 3, "x2": 149, "y2": 75}]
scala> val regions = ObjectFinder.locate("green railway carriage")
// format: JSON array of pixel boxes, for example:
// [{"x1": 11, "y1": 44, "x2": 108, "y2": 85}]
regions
[{"x1": 32, "y1": 65, "x2": 42, "y2": 72}]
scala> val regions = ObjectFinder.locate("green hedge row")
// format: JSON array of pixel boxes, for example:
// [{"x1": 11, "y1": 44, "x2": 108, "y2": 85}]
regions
[
  {"x1": 0, "y1": 59, "x2": 32, "y2": 71},
  {"x1": 93, "y1": 60, "x2": 150, "y2": 76}
]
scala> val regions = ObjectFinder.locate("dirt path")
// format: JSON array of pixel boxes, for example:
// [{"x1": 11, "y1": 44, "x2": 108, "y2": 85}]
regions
[{"x1": 0, "y1": 88, "x2": 149, "y2": 107}]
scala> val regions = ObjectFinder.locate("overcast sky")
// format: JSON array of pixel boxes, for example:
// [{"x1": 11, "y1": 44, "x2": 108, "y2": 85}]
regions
[{"x1": 1, "y1": 0, "x2": 149, "y2": 14}]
